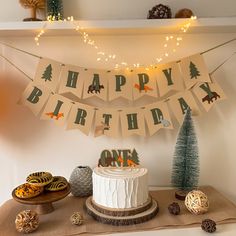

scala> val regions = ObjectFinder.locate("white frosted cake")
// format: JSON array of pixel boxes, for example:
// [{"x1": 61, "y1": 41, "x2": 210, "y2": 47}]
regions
[{"x1": 92, "y1": 167, "x2": 149, "y2": 209}]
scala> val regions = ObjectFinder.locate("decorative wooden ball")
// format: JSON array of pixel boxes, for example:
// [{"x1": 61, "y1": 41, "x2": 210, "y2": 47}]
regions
[
  {"x1": 185, "y1": 190, "x2": 209, "y2": 215},
  {"x1": 70, "y1": 212, "x2": 84, "y2": 226},
  {"x1": 168, "y1": 202, "x2": 180, "y2": 215},
  {"x1": 15, "y1": 210, "x2": 39, "y2": 234},
  {"x1": 201, "y1": 219, "x2": 217, "y2": 233},
  {"x1": 175, "y1": 8, "x2": 194, "y2": 18}
]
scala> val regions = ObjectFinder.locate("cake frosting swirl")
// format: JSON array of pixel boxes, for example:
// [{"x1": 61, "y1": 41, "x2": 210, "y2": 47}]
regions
[{"x1": 92, "y1": 167, "x2": 149, "y2": 209}]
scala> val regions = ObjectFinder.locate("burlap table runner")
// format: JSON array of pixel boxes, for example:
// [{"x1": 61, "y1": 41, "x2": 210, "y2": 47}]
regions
[{"x1": 1, "y1": 186, "x2": 236, "y2": 236}]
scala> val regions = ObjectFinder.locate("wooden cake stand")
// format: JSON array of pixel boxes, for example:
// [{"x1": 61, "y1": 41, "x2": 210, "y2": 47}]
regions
[
  {"x1": 12, "y1": 185, "x2": 71, "y2": 215},
  {"x1": 85, "y1": 196, "x2": 159, "y2": 226}
]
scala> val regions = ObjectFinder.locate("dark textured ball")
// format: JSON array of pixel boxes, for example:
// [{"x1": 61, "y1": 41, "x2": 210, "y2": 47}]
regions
[
  {"x1": 175, "y1": 8, "x2": 194, "y2": 18},
  {"x1": 168, "y1": 202, "x2": 180, "y2": 215},
  {"x1": 201, "y1": 219, "x2": 217, "y2": 233},
  {"x1": 147, "y1": 4, "x2": 172, "y2": 19}
]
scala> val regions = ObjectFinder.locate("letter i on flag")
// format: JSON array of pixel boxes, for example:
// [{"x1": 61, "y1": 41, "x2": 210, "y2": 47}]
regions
[
  {"x1": 19, "y1": 82, "x2": 51, "y2": 116},
  {"x1": 34, "y1": 58, "x2": 62, "y2": 92},
  {"x1": 41, "y1": 94, "x2": 72, "y2": 126}
]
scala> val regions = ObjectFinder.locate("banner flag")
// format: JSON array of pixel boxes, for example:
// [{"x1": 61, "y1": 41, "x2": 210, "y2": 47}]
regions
[
  {"x1": 108, "y1": 70, "x2": 133, "y2": 101},
  {"x1": 19, "y1": 82, "x2": 51, "y2": 116},
  {"x1": 157, "y1": 62, "x2": 184, "y2": 97},
  {"x1": 94, "y1": 108, "x2": 120, "y2": 138},
  {"x1": 192, "y1": 80, "x2": 227, "y2": 112},
  {"x1": 82, "y1": 69, "x2": 108, "y2": 101},
  {"x1": 58, "y1": 65, "x2": 85, "y2": 99},
  {"x1": 120, "y1": 108, "x2": 146, "y2": 137},
  {"x1": 34, "y1": 58, "x2": 62, "y2": 92},
  {"x1": 41, "y1": 94, "x2": 72, "y2": 126},
  {"x1": 144, "y1": 101, "x2": 173, "y2": 136},
  {"x1": 132, "y1": 69, "x2": 158, "y2": 100},
  {"x1": 168, "y1": 91, "x2": 200, "y2": 124},
  {"x1": 67, "y1": 102, "x2": 95, "y2": 136},
  {"x1": 179, "y1": 54, "x2": 211, "y2": 89}
]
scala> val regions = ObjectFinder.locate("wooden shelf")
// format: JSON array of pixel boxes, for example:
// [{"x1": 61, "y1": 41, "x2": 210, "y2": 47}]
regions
[{"x1": 0, "y1": 17, "x2": 236, "y2": 37}]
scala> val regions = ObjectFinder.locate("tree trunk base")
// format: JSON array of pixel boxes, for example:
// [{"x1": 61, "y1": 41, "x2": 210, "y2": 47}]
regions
[{"x1": 175, "y1": 190, "x2": 188, "y2": 201}]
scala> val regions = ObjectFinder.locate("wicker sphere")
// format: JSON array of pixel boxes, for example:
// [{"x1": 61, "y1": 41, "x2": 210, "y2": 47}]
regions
[
  {"x1": 175, "y1": 8, "x2": 194, "y2": 18},
  {"x1": 185, "y1": 190, "x2": 209, "y2": 215},
  {"x1": 15, "y1": 210, "x2": 39, "y2": 234},
  {"x1": 70, "y1": 212, "x2": 84, "y2": 226}
]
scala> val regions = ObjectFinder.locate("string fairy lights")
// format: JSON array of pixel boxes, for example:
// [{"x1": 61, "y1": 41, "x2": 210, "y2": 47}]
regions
[{"x1": 34, "y1": 15, "x2": 197, "y2": 70}]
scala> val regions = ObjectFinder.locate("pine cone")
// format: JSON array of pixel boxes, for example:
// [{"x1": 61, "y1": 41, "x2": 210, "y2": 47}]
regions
[
  {"x1": 168, "y1": 202, "x2": 180, "y2": 215},
  {"x1": 147, "y1": 4, "x2": 172, "y2": 19},
  {"x1": 201, "y1": 219, "x2": 217, "y2": 233}
]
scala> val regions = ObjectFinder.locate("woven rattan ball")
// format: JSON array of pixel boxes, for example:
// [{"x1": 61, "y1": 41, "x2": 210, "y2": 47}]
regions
[
  {"x1": 185, "y1": 190, "x2": 209, "y2": 215},
  {"x1": 70, "y1": 212, "x2": 84, "y2": 226},
  {"x1": 15, "y1": 210, "x2": 39, "y2": 234}
]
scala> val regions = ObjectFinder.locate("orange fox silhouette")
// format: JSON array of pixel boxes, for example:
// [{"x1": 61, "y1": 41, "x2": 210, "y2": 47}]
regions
[
  {"x1": 46, "y1": 112, "x2": 64, "y2": 120},
  {"x1": 134, "y1": 83, "x2": 153, "y2": 92},
  {"x1": 127, "y1": 159, "x2": 137, "y2": 167},
  {"x1": 118, "y1": 156, "x2": 124, "y2": 167}
]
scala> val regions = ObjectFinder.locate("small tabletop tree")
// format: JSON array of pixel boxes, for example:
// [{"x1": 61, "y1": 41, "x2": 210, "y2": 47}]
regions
[
  {"x1": 19, "y1": 0, "x2": 45, "y2": 21},
  {"x1": 171, "y1": 108, "x2": 199, "y2": 200}
]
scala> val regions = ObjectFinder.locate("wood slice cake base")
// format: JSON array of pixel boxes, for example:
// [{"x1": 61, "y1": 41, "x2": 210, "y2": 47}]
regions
[{"x1": 85, "y1": 196, "x2": 159, "y2": 226}]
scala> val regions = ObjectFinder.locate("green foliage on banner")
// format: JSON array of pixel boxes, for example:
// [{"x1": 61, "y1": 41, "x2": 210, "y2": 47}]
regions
[
  {"x1": 42, "y1": 64, "x2": 52, "y2": 82},
  {"x1": 47, "y1": 0, "x2": 64, "y2": 20},
  {"x1": 171, "y1": 109, "x2": 199, "y2": 191},
  {"x1": 189, "y1": 61, "x2": 201, "y2": 79}
]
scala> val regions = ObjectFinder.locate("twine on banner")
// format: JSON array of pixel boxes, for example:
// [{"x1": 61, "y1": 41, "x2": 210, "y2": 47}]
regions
[{"x1": 0, "y1": 37, "x2": 236, "y2": 79}]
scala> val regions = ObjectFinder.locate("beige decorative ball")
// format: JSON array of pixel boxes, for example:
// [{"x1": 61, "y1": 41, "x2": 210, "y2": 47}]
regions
[
  {"x1": 70, "y1": 212, "x2": 84, "y2": 226},
  {"x1": 15, "y1": 210, "x2": 39, "y2": 234},
  {"x1": 185, "y1": 190, "x2": 209, "y2": 215}
]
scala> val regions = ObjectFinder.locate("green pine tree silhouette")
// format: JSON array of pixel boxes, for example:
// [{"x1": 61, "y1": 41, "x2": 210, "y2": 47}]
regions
[
  {"x1": 47, "y1": 0, "x2": 64, "y2": 20},
  {"x1": 171, "y1": 109, "x2": 199, "y2": 191},
  {"x1": 130, "y1": 149, "x2": 140, "y2": 165},
  {"x1": 189, "y1": 61, "x2": 201, "y2": 79},
  {"x1": 41, "y1": 64, "x2": 52, "y2": 82}
]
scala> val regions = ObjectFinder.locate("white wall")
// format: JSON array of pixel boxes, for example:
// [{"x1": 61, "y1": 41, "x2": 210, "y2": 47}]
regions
[{"x1": 0, "y1": 1, "x2": 236, "y2": 206}]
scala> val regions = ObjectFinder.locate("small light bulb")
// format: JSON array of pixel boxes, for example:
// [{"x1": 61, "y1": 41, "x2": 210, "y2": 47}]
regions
[
  {"x1": 97, "y1": 58, "x2": 101, "y2": 61},
  {"x1": 164, "y1": 44, "x2": 167, "y2": 47},
  {"x1": 165, "y1": 53, "x2": 169, "y2": 57}
]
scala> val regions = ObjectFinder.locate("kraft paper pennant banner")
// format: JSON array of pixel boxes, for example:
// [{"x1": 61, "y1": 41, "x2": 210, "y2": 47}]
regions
[
  {"x1": 179, "y1": 54, "x2": 211, "y2": 89},
  {"x1": 19, "y1": 82, "x2": 51, "y2": 116},
  {"x1": 94, "y1": 108, "x2": 120, "y2": 138},
  {"x1": 108, "y1": 70, "x2": 133, "y2": 101},
  {"x1": 192, "y1": 80, "x2": 227, "y2": 112},
  {"x1": 157, "y1": 62, "x2": 185, "y2": 97},
  {"x1": 144, "y1": 101, "x2": 173, "y2": 136},
  {"x1": 132, "y1": 69, "x2": 158, "y2": 100},
  {"x1": 34, "y1": 58, "x2": 62, "y2": 92},
  {"x1": 58, "y1": 65, "x2": 85, "y2": 98},
  {"x1": 120, "y1": 108, "x2": 146, "y2": 137},
  {"x1": 168, "y1": 90, "x2": 200, "y2": 124},
  {"x1": 41, "y1": 94, "x2": 72, "y2": 126},
  {"x1": 67, "y1": 102, "x2": 95, "y2": 136},
  {"x1": 82, "y1": 69, "x2": 108, "y2": 101}
]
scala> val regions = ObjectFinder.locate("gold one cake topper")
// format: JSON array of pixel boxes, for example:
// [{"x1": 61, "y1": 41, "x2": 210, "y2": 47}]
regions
[{"x1": 98, "y1": 149, "x2": 140, "y2": 167}]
